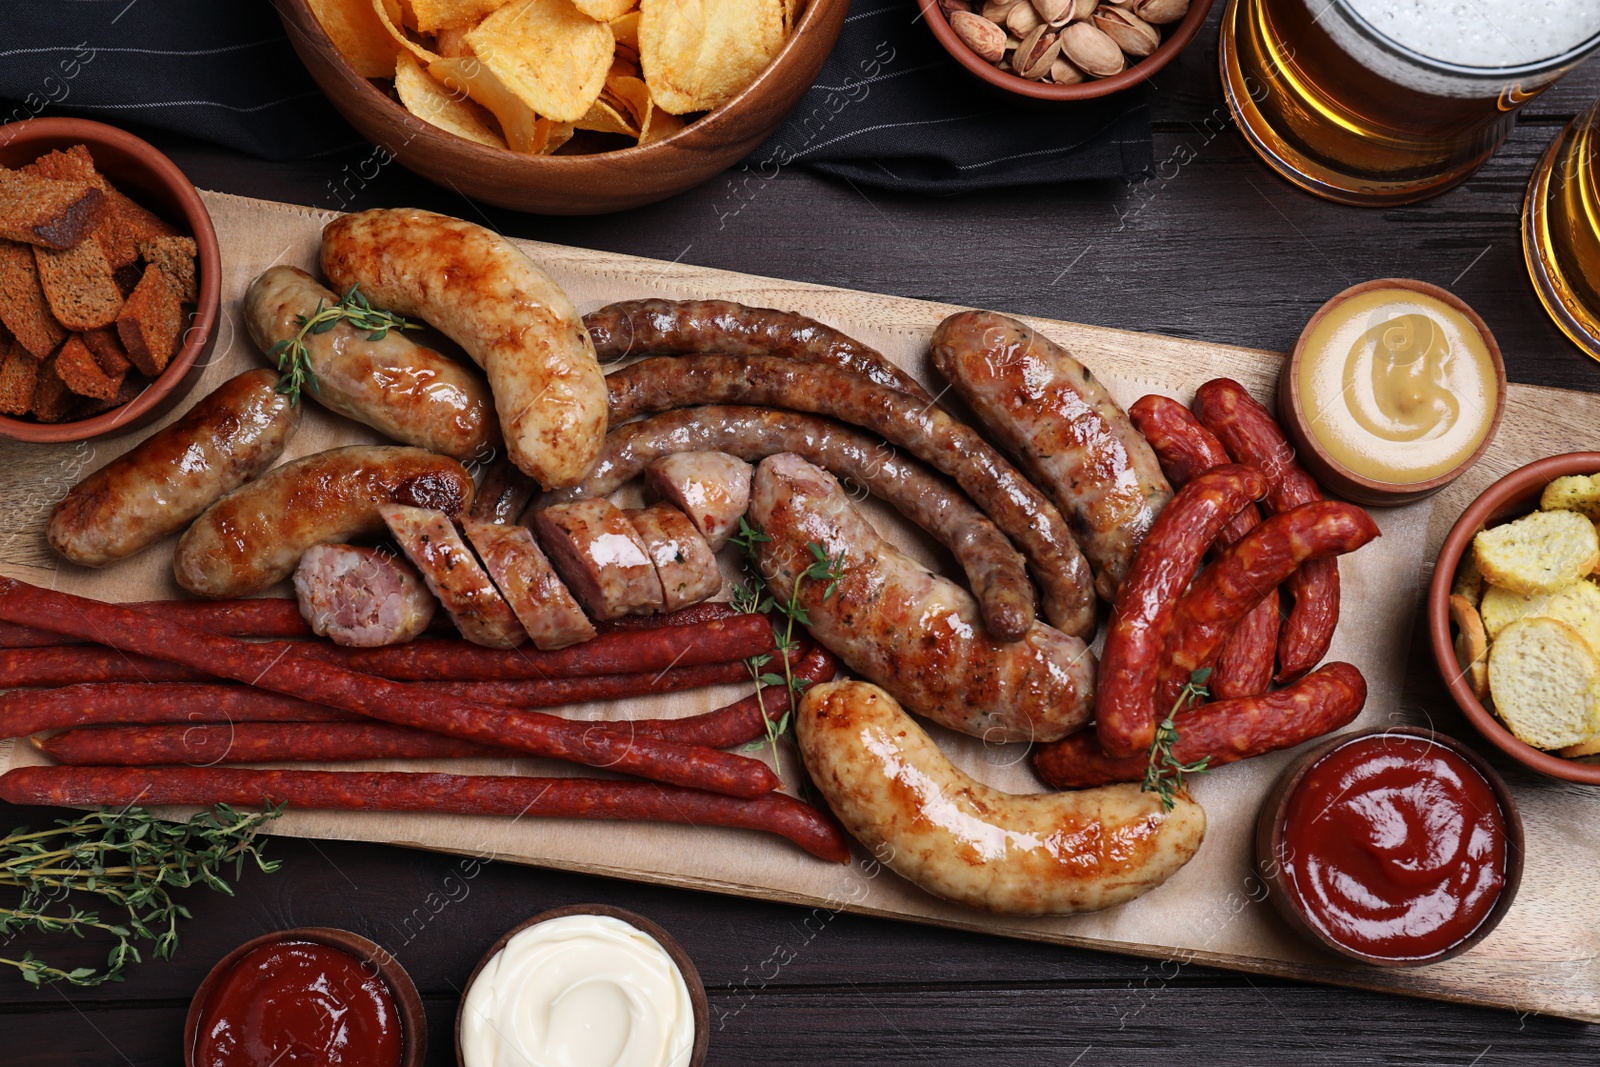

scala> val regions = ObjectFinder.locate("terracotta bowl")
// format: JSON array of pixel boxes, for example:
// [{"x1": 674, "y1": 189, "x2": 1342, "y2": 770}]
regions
[
  {"x1": 1256, "y1": 726, "x2": 1525, "y2": 967},
  {"x1": 276, "y1": 0, "x2": 848, "y2": 215},
  {"x1": 916, "y1": 0, "x2": 1214, "y2": 102},
  {"x1": 1277, "y1": 278, "x2": 1507, "y2": 507},
  {"x1": 455, "y1": 904, "x2": 709, "y2": 1067},
  {"x1": 1429, "y1": 452, "x2": 1600, "y2": 785},
  {"x1": 183, "y1": 926, "x2": 427, "y2": 1067},
  {"x1": 0, "y1": 117, "x2": 219, "y2": 444}
]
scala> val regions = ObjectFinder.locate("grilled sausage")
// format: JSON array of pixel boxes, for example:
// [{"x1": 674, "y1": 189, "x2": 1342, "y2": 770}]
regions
[
  {"x1": 607, "y1": 355, "x2": 1095, "y2": 637},
  {"x1": 470, "y1": 454, "x2": 538, "y2": 524},
  {"x1": 930, "y1": 310, "x2": 1172, "y2": 599},
  {"x1": 534, "y1": 499, "x2": 664, "y2": 620},
  {"x1": 750, "y1": 454, "x2": 1094, "y2": 742},
  {"x1": 460, "y1": 517, "x2": 596, "y2": 650},
  {"x1": 627, "y1": 503, "x2": 721, "y2": 611},
  {"x1": 243, "y1": 265, "x2": 497, "y2": 461},
  {"x1": 293, "y1": 543, "x2": 436, "y2": 647},
  {"x1": 321, "y1": 208, "x2": 606, "y2": 489},
  {"x1": 645, "y1": 451, "x2": 752, "y2": 551},
  {"x1": 49, "y1": 369, "x2": 299, "y2": 567},
  {"x1": 799, "y1": 680, "x2": 1205, "y2": 914},
  {"x1": 380, "y1": 503, "x2": 525, "y2": 648},
  {"x1": 174, "y1": 445, "x2": 475, "y2": 598}
]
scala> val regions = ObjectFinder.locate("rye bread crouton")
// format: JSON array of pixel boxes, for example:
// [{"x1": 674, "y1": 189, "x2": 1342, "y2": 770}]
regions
[
  {"x1": 0, "y1": 169, "x2": 105, "y2": 249},
  {"x1": 34, "y1": 239, "x2": 124, "y2": 330},
  {"x1": 116, "y1": 264, "x2": 183, "y2": 376},
  {"x1": 75, "y1": 373, "x2": 145, "y2": 417},
  {"x1": 55, "y1": 334, "x2": 125, "y2": 400},
  {"x1": 30, "y1": 352, "x2": 79, "y2": 423},
  {"x1": 23, "y1": 146, "x2": 175, "y2": 268},
  {"x1": 80, "y1": 327, "x2": 132, "y2": 377},
  {"x1": 138, "y1": 235, "x2": 197, "y2": 303},
  {"x1": 0, "y1": 240, "x2": 68, "y2": 357},
  {"x1": 0, "y1": 340, "x2": 40, "y2": 415}
]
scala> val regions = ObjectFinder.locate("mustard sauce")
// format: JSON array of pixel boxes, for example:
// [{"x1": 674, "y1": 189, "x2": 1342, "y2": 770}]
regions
[{"x1": 1298, "y1": 289, "x2": 1497, "y2": 483}]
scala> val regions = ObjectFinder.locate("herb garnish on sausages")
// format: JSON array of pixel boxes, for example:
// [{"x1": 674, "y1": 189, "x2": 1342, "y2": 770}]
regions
[
  {"x1": 269, "y1": 284, "x2": 418, "y2": 405},
  {"x1": 1143, "y1": 668, "x2": 1213, "y2": 811}
]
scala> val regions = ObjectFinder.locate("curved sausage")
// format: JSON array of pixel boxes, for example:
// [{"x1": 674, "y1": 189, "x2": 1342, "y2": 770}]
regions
[
  {"x1": 470, "y1": 454, "x2": 538, "y2": 524},
  {"x1": 461, "y1": 517, "x2": 596, "y2": 650},
  {"x1": 645, "y1": 451, "x2": 751, "y2": 551},
  {"x1": 243, "y1": 265, "x2": 498, "y2": 461},
  {"x1": 293, "y1": 543, "x2": 436, "y2": 647},
  {"x1": 543, "y1": 406, "x2": 1037, "y2": 642},
  {"x1": 321, "y1": 208, "x2": 606, "y2": 489},
  {"x1": 930, "y1": 310, "x2": 1172, "y2": 600},
  {"x1": 1034, "y1": 663, "x2": 1367, "y2": 789},
  {"x1": 380, "y1": 503, "x2": 525, "y2": 648},
  {"x1": 583, "y1": 297, "x2": 932, "y2": 401},
  {"x1": 48, "y1": 369, "x2": 299, "y2": 567},
  {"x1": 750, "y1": 454, "x2": 1094, "y2": 743},
  {"x1": 174, "y1": 445, "x2": 475, "y2": 598},
  {"x1": 799, "y1": 680, "x2": 1205, "y2": 914},
  {"x1": 534, "y1": 499, "x2": 663, "y2": 620},
  {"x1": 627, "y1": 503, "x2": 721, "y2": 612},
  {"x1": 606, "y1": 355, "x2": 1095, "y2": 637},
  {"x1": 1096, "y1": 465, "x2": 1267, "y2": 759}
]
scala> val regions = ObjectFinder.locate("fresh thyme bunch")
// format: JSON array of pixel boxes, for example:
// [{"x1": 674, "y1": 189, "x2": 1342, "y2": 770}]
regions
[
  {"x1": 269, "y1": 285, "x2": 418, "y2": 404},
  {"x1": 1142, "y1": 668, "x2": 1213, "y2": 811}
]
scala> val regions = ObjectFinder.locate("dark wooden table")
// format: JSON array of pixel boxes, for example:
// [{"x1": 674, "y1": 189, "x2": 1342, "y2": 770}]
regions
[{"x1": 4, "y1": 7, "x2": 1599, "y2": 1064}]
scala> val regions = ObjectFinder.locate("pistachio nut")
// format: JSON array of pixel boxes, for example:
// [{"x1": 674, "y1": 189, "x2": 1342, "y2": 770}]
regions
[
  {"x1": 1023, "y1": 33, "x2": 1062, "y2": 78},
  {"x1": 950, "y1": 9, "x2": 1009, "y2": 62},
  {"x1": 1006, "y1": 1, "x2": 1045, "y2": 37},
  {"x1": 1031, "y1": 0, "x2": 1073, "y2": 25},
  {"x1": 1061, "y1": 21, "x2": 1126, "y2": 76},
  {"x1": 1134, "y1": 0, "x2": 1188, "y2": 23},
  {"x1": 1011, "y1": 25, "x2": 1055, "y2": 78},
  {"x1": 980, "y1": 0, "x2": 1020, "y2": 23},
  {"x1": 1049, "y1": 56, "x2": 1086, "y2": 83},
  {"x1": 1093, "y1": 5, "x2": 1161, "y2": 56}
]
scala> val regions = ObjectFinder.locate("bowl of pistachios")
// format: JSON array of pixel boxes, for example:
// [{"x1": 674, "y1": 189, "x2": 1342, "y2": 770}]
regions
[{"x1": 918, "y1": 0, "x2": 1212, "y2": 100}]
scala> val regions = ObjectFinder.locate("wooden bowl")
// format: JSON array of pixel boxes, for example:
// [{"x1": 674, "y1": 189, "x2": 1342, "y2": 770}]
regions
[
  {"x1": 183, "y1": 926, "x2": 426, "y2": 1067},
  {"x1": 0, "y1": 117, "x2": 219, "y2": 444},
  {"x1": 455, "y1": 903, "x2": 709, "y2": 1067},
  {"x1": 1277, "y1": 278, "x2": 1507, "y2": 507},
  {"x1": 1429, "y1": 451, "x2": 1600, "y2": 785},
  {"x1": 276, "y1": 0, "x2": 848, "y2": 215},
  {"x1": 1255, "y1": 726, "x2": 1525, "y2": 967},
  {"x1": 916, "y1": 0, "x2": 1214, "y2": 102}
]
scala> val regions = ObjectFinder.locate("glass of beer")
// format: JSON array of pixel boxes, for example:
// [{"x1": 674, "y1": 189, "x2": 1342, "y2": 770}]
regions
[
  {"x1": 1525, "y1": 102, "x2": 1600, "y2": 361},
  {"x1": 1221, "y1": 0, "x2": 1600, "y2": 206}
]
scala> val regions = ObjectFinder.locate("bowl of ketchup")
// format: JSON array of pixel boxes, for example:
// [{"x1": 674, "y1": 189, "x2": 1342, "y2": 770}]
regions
[
  {"x1": 1256, "y1": 727, "x2": 1524, "y2": 967},
  {"x1": 184, "y1": 927, "x2": 424, "y2": 1067}
]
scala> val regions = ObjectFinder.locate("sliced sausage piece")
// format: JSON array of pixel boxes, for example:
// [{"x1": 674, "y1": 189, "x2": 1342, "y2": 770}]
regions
[
  {"x1": 292, "y1": 544, "x2": 436, "y2": 647},
  {"x1": 380, "y1": 503, "x2": 526, "y2": 648},
  {"x1": 644, "y1": 451, "x2": 752, "y2": 551},
  {"x1": 534, "y1": 499, "x2": 664, "y2": 620},
  {"x1": 470, "y1": 454, "x2": 538, "y2": 524},
  {"x1": 627, "y1": 503, "x2": 721, "y2": 611},
  {"x1": 460, "y1": 517, "x2": 595, "y2": 650}
]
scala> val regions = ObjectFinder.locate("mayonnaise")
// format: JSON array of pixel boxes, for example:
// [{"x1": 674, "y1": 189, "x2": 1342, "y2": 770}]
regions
[{"x1": 460, "y1": 914, "x2": 695, "y2": 1067}]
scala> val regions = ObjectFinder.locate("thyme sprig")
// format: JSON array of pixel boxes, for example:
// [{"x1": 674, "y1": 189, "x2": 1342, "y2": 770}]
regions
[
  {"x1": 1142, "y1": 667, "x2": 1213, "y2": 812},
  {"x1": 269, "y1": 285, "x2": 418, "y2": 405},
  {"x1": 0, "y1": 804, "x2": 282, "y2": 987}
]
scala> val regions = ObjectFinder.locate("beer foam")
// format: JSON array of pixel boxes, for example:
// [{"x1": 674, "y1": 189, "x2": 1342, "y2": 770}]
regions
[{"x1": 1344, "y1": 0, "x2": 1600, "y2": 69}]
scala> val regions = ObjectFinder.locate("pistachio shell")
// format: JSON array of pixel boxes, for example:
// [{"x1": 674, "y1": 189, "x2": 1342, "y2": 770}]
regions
[
  {"x1": 950, "y1": 9, "x2": 1009, "y2": 62},
  {"x1": 1093, "y1": 5, "x2": 1160, "y2": 56},
  {"x1": 1049, "y1": 55, "x2": 1086, "y2": 83},
  {"x1": 1019, "y1": 31, "x2": 1062, "y2": 79},
  {"x1": 1061, "y1": 21, "x2": 1125, "y2": 76},
  {"x1": 1031, "y1": 0, "x2": 1072, "y2": 24},
  {"x1": 939, "y1": 0, "x2": 973, "y2": 14},
  {"x1": 1006, "y1": 1, "x2": 1044, "y2": 37},
  {"x1": 1135, "y1": 0, "x2": 1187, "y2": 23},
  {"x1": 1073, "y1": 0, "x2": 1098, "y2": 18},
  {"x1": 980, "y1": 0, "x2": 1020, "y2": 23}
]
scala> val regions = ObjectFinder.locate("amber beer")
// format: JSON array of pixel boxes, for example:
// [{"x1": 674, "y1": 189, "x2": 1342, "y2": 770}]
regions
[
  {"x1": 1220, "y1": 0, "x2": 1600, "y2": 205},
  {"x1": 1525, "y1": 103, "x2": 1600, "y2": 361}
]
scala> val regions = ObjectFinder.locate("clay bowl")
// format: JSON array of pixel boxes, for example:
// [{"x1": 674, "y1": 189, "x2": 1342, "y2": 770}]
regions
[
  {"x1": 1277, "y1": 277, "x2": 1507, "y2": 507},
  {"x1": 1256, "y1": 727, "x2": 1525, "y2": 967},
  {"x1": 0, "y1": 117, "x2": 219, "y2": 444},
  {"x1": 183, "y1": 926, "x2": 426, "y2": 1067},
  {"x1": 455, "y1": 904, "x2": 709, "y2": 1067},
  {"x1": 1429, "y1": 451, "x2": 1600, "y2": 785},
  {"x1": 276, "y1": 0, "x2": 848, "y2": 215},
  {"x1": 916, "y1": 0, "x2": 1214, "y2": 103}
]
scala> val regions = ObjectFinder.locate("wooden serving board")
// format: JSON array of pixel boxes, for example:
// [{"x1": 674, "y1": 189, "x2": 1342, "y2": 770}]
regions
[{"x1": 3, "y1": 192, "x2": 1598, "y2": 1023}]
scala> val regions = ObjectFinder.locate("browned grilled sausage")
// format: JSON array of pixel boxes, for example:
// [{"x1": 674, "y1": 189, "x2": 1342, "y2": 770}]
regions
[
  {"x1": 49, "y1": 369, "x2": 299, "y2": 567},
  {"x1": 583, "y1": 298, "x2": 931, "y2": 401},
  {"x1": 175, "y1": 445, "x2": 475, "y2": 598},
  {"x1": 606, "y1": 356, "x2": 1095, "y2": 637},
  {"x1": 470, "y1": 453, "x2": 538, "y2": 524},
  {"x1": 930, "y1": 310, "x2": 1172, "y2": 600},
  {"x1": 380, "y1": 503, "x2": 525, "y2": 648},
  {"x1": 461, "y1": 517, "x2": 595, "y2": 650},
  {"x1": 645, "y1": 451, "x2": 751, "y2": 551},
  {"x1": 293, "y1": 543, "x2": 436, "y2": 647},
  {"x1": 627, "y1": 504, "x2": 721, "y2": 611},
  {"x1": 534, "y1": 499, "x2": 664, "y2": 620}
]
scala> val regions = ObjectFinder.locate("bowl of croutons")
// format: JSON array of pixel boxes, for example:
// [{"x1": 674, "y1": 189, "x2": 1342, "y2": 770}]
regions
[
  {"x1": 1431, "y1": 452, "x2": 1600, "y2": 784},
  {"x1": 0, "y1": 117, "x2": 219, "y2": 443}
]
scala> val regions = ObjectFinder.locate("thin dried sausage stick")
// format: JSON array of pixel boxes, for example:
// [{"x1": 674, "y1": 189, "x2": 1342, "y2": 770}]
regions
[
  {"x1": 2, "y1": 647, "x2": 210, "y2": 686},
  {"x1": 1033, "y1": 663, "x2": 1367, "y2": 789},
  {"x1": 1095, "y1": 465, "x2": 1267, "y2": 758},
  {"x1": 583, "y1": 298, "x2": 932, "y2": 402},
  {"x1": 1211, "y1": 597, "x2": 1280, "y2": 702},
  {"x1": 0, "y1": 766, "x2": 849, "y2": 863},
  {"x1": 0, "y1": 577, "x2": 780, "y2": 798}
]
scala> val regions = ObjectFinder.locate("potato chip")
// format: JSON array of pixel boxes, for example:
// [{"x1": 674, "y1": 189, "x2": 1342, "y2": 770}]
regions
[
  {"x1": 310, "y1": 0, "x2": 400, "y2": 78},
  {"x1": 609, "y1": 9, "x2": 641, "y2": 50},
  {"x1": 640, "y1": 0, "x2": 784, "y2": 115},
  {"x1": 371, "y1": 0, "x2": 442, "y2": 64},
  {"x1": 603, "y1": 74, "x2": 649, "y2": 126},
  {"x1": 545, "y1": 121, "x2": 577, "y2": 154},
  {"x1": 576, "y1": 94, "x2": 640, "y2": 137},
  {"x1": 429, "y1": 56, "x2": 540, "y2": 152},
  {"x1": 434, "y1": 23, "x2": 476, "y2": 57},
  {"x1": 466, "y1": 0, "x2": 614, "y2": 123},
  {"x1": 410, "y1": 0, "x2": 505, "y2": 32},
  {"x1": 783, "y1": 0, "x2": 799, "y2": 34},
  {"x1": 573, "y1": 0, "x2": 636, "y2": 21},
  {"x1": 639, "y1": 100, "x2": 683, "y2": 145},
  {"x1": 395, "y1": 52, "x2": 507, "y2": 148}
]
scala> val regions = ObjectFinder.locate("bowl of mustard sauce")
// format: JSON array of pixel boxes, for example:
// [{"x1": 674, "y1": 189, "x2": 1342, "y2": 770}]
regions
[{"x1": 1279, "y1": 278, "x2": 1507, "y2": 506}]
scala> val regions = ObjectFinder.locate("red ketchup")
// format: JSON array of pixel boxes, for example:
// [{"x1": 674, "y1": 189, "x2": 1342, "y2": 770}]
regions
[
  {"x1": 1280, "y1": 734, "x2": 1508, "y2": 962},
  {"x1": 192, "y1": 939, "x2": 403, "y2": 1067}
]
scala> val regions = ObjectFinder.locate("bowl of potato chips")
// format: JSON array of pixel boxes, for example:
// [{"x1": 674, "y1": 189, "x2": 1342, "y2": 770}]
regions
[{"x1": 284, "y1": 0, "x2": 846, "y2": 214}]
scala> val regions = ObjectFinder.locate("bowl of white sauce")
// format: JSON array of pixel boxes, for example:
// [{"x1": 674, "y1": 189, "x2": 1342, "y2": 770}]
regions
[{"x1": 456, "y1": 905, "x2": 707, "y2": 1067}]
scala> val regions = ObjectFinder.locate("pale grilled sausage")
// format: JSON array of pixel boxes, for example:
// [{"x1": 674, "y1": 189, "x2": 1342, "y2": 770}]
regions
[
  {"x1": 321, "y1": 209, "x2": 606, "y2": 489},
  {"x1": 380, "y1": 503, "x2": 526, "y2": 648},
  {"x1": 627, "y1": 503, "x2": 721, "y2": 611},
  {"x1": 293, "y1": 544, "x2": 436, "y2": 647},
  {"x1": 460, "y1": 517, "x2": 595, "y2": 650},
  {"x1": 243, "y1": 265, "x2": 498, "y2": 461},
  {"x1": 644, "y1": 451, "x2": 751, "y2": 551},
  {"x1": 174, "y1": 445, "x2": 474, "y2": 598},
  {"x1": 534, "y1": 499, "x2": 663, "y2": 620},
  {"x1": 749, "y1": 454, "x2": 1094, "y2": 743},
  {"x1": 798, "y1": 680, "x2": 1206, "y2": 915},
  {"x1": 49, "y1": 369, "x2": 298, "y2": 567}
]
